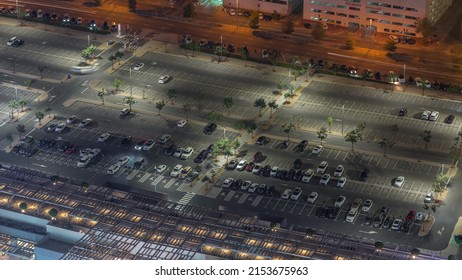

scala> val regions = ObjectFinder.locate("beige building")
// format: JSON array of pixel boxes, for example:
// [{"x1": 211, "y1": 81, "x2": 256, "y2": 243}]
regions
[
  {"x1": 303, "y1": 0, "x2": 454, "y2": 36},
  {"x1": 222, "y1": 0, "x2": 303, "y2": 15}
]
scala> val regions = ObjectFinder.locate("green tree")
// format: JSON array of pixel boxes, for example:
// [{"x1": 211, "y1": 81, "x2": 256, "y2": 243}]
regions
[
  {"x1": 449, "y1": 138, "x2": 462, "y2": 165},
  {"x1": 415, "y1": 17, "x2": 435, "y2": 39},
  {"x1": 317, "y1": 127, "x2": 328, "y2": 145},
  {"x1": 420, "y1": 130, "x2": 431, "y2": 149},
  {"x1": 155, "y1": 100, "x2": 166, "y2": 115},
  {"x1": 284, "y1": 90, "x2": 295, "y2": 104},
  {"x1": 245, "y1": 120, "x2": 257, "y2": 137},
  {"x1": 183, "y1": 3, "x2": 196, "y2": 18},
  {"x1": 167, "y1": 89, "x2": 177, "y2": 105},
  {"x1": 123, "y1": 95, "x2": 136, "y2": 111},
  {"x1": 212, "y1": 138, "x2": 240, "y2": 163},
  {"x1": 374, "y1": 241, "x2": 384, "y2": 251},
  {"x1": 35, "y1": 111, "x2": 45, "y2": 125},
  {"x1": 81, "y1": 44, "x2": 97, "y2": 60},
  {"x1": 183, "y1": 103, "x2": 192, "y2": 120},
  {"x1": 345, "y1": 33, "x2": 355, "y2": 50},
  {"x1": 108, "y1": 55, "x2": 116, "y2": 69},
  {"x1": 97, "y1": 88, "x2": 106, "y2": 105},
  {"x1": 24, "y1": 79, "x2": 32, "y2": 89},
  {"x1": 48, "y1": 208, "x2": 58, "y2": 219},
  {"x1": 233, "y1": 120, "x2": 246, "y2": 136},
  {"x1": 213, "y1": 45, "x2": 224, "y2": 62},
  {"x1": 312, "y1": 23, "x2": 326, "y2": 40},
  {"x1": 223, "y1": 98, "x2": 233, "y2": 115},
  {"x1": 344, "y1": 129, "x2": 360, "y2": 151},
  {"x1": 433, "y1": 172, "x2": 449, "y2": 200},
  {"x1": 38, "y1": 66, "x2": 47, "y2": 79},
  {"x1": 113, "y1": 78, "x2": 123, "y2": 92},
  {"x1": 45, "y1": 106, "x2": 52, "y2": 116},
  {"x1": 281, "y1": 123, "x2": 296, "y2": 141},
  {"x1": 384, "y1": 40, "x2": 396, "y2": 51},
  {"x1": 128, "y1": 0, "x2": 137, "y2": 12},
  {"x1": 327, "y1": 116, "x2": 333, "y2": 132},
  {"x1": 189, "y1": 42, "x2": 200, "y2": 57},
  {"x1": 207, "y1": 110, "x2": 223, "y2": 123},
  {"x1": 8, "y1": 100, "x2": 19, "y2": 118},
  {"x1": 282, "y1": 17, "x2": 295, "y2": 34},
  {"x1": 114, "y1": 51, "x2": 124, "y2": 65},
  {"x1": 254, "y1": 98, "x2": 267, "y2": 117},
  {"x1": 16, "y1": 124, "x2": 26, "y2": 140},
  {"x1": 18, "y1": 100, "x2": 27, "y2": 112},
  {"x1": 5, "y1": 134, "x2": 13, "y2": 148},
  {"x1": 249, "y1": 12, "x2": 259, "y2": 29},
  {"x1": 377, "y1": 138, "x2": 394, "y2": 156},
  {"x1": 268, "y1": 100, "x2": 279, "y2": 118}
]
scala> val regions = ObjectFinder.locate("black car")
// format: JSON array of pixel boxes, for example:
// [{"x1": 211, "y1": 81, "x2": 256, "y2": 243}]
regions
[
  {"x1": 280, "y1": 140, "x2": 290, "y2": 149},
  {"x1": 293, "y1": 170, "x2": 303, "y2": 181},
  {"x1": 57, "y1": 141, "x2": 71, "y2": 152},
  {"x1": 327, "y1": 207, "x2": 339, "y2": 219},
  {"x1": 295, "y1": 140, "x2": 308, "y2": 152},
  {"x1": 364, "y1": 215, "x2": 374, "y2": 226},
  {"x1": 45, "y1": 139, "x2": 56, "y2": 148},
  {"x1": 232, "y1": 178, "x2": 243, "y2": 189},
  {"x1": 374, "y1": 71, "x2": 382, "y2": 80},
  {"x1": 46, "y1": 123, "x2": 57, "y2": 133},
  {"x1": 360, "y1": 168, "x2": 369, "y2": 181},
  {"x1": 121, "y1": 136, "x2": 133, "y2": 147},
  {"x1": 256, "y1": 136, "x2": 269, "y2": 145},
  {"x1": 206, "y1": 144, "x2": 214, "y2": 153},
  {"x1": 293, "y1": 158, "x2": 303, "y2": 169},
  {"x1": 194, "y1": 150, "x2": 209, "y2": 163},
  {"x1": 398, "y1": 108, "x2": 407, "y2": 116},
  {"x1": 253, "y1": 151, "x2": 263, "y2": 162},
  {"x1": 446, "y1": 115, "x2": 455, "y2": 124},
  {"x1": 11, "y1": 39, "x2": 24, "y2": 47},
  {"x1": 263, "y1": 15, "x2": 272, "y2": 21},
  {"x1": 227, "y1": 44, "x2": 235, "y2": 53},
  {"x1": 203, "y1": 123, "x2": 217, "y2": 135},
  {"x1": 51, "y1": 13, "x2": 58, "y2": 21},
  {"x1": 261, "y1": 165, "x2": 272, "y2": 177},
  {"x1": 401, "y1": 220, "x2": 413, "y2": 233},
  {"x1": 277, "y1": 169, "x2": 287, "y2": 179},
  {"x1": 266, "y1": 185, "x2": 275, "y2": 196},
  {"x1": 165, "y1": 144, "x2": 176, "y2": 156},
  {"x1": 285, "y1": 169, "x2": 296, "y2": 181},
  {"x1": 382, "y1": 216, "x2": 394, "y2": 229},
  {"x1": 70, "y1": 17, "x2": 77, "y2": 24},
  {"x1": 372, "y1": 215, "x2": 384, "y2": 228},
  {"x1": 303, "y1": 22, "x2": 312, "y2": 29},
  {"x1": 102, "y1": 21, "x2": 109, "y2": 30}
]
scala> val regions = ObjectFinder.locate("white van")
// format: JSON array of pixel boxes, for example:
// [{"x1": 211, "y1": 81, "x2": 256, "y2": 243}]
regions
[
  {"x1": 77, "y1": 155, "x2": 92, "y2": 168},
  {"x1": 345, "y1": 210, "x2": 358, "y2": 223}
]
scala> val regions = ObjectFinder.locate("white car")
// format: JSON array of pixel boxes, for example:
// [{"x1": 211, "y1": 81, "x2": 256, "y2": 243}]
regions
[
  {"x1": 79, "y1": 118, "x2": 92, "y2": 128},
  {"x1": 77, "y1": 155, "x2": 92, "y2": 168},
  {"x1": 333, "y1": 165, "x2": 344, "y2": 177},
  {"x1": 222, "y1": 178, "x2": 234, "y2": 188},
  {"x1": 261, "y1": 49, "x2": 269, "y2": 58},
  {"x1": 134, "y1": 140, "x2": 145, "y2": 150},
  {"x1": 79, "y1": 148, "x2": 93, "y2": 157},
  {"x1": 362, "y1": 199, "x2": 373, "y2": 212},
  {"x1": 389, "y1": 35, "x2": 399, "y2": 43},
  {"x1": 252, "y1": 164, "x2": 262, "y2": 175},
  {"x1": 421, "y1": 110, "x2": 431, "y2": 120},
  {"x1": 170, "y1": 164, "x2": 183, "y2": 177},
  {"x1": 156, "y1": 164, "x2": 167, "y2": 173},
  {"x1": 177, "y1": 119, "x2": 187, "y2": 127},
  {"x1": 320, "y1": 174, "x2": 331, "y2": 185},
  {"x1": 117, "y1": 156, "x2": 129, "y2": 167},
  {"x1": 133, "y1": 63, "x2": 145, "y2": 71},
  {"x1": 180, "y1": 147, "x2": 194, "y2": 159},
  {"x1": 312, "y1": 145, "x2": 324, "y2": 155},
  {"x1": 98, "y1": 133, "x2": 110, "y2": 142},
  {"x1": 55, "y1": 122, "x2": 67, "y2": 133},
  {"x1": 290, "y1": 187, "x2": 302, "y2": 200},
  {"x1": 107, "y1": 164, "x2": 121, "y2": 175},
  {"x1": 317, "y1": 161, "x2": 328, "y2": 174},
  {"x1": 301, "y1": 169, "x2": 314, "y2": 183},
  {"x1": 424, "y1": 80, "x2": 431, "y2": 88},
  {"x1": 184, "y1": 34, "x2": 192, "y2": 44},
  {"x1": 334, "y1": 196, "x2": 346, "y2": 207},
  {"x1": 281, "y1": 189, "x2": 292, "y2": 199},
  {"x1": 77, "y1": 17, "x2": 82, "y2": 24},
  {"x1": 158, "y1": 75, "x2": 170, "y2": 84},
  {"x1": 67, "y1": 115, "x2": 77, "y2": 124},
  {"x1": 307, "y1": 191, "x2": 318, "y2": 203},
  {"x1": 337, "y1": 177, "x2": 347, "y2": 188},
  {"x1": 120, "y1": 108, "x2": 131, "y2": 116},
  {"x1": 429, "y1": 111, "x2": 439, "y2": 121},
  {"x1": 248, "y1": 183, "x2": 258, "y2": 193},
  {"x1": 270, "y1": 166, "x2": 279, "y2": 177},
  {"x1": 173, "y1": 147, "x2": 184, "y2": 158},
  {"x1": 158, "y1": 134, "x2": 171, "y2": 145},
  {"x1": 345, "y1": 210, "x2": 358, "y2": 223},
  {"x1": 6, "y1": 37, "x2": 17, "y2": 46},
  {"x1": 394, "y1": 176, "x2": 405, "y2": 187},
  {"x1": 229, "y1": 9, "x2": 236, "y2": 16},
  {"x1": 424, "y1": 192, "x2": 433, "y2": 203},
  {"x1": 236, "y1": 160, "x2": 247, "y2": 171},
  {"x1": 391, "y1": 218, "x2": 403, "y2": 230},
  {"x1": 415, "y1": 212, "x2": 426, "y2": 223},
  {"x1": 88, "y1": 148, "x2": 101, "y2": 158},
  {"x1": 142, "y1": 139, "x2": 156, "y2": 150}
]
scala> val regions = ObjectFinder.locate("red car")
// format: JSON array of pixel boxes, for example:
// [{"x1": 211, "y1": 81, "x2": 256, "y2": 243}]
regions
[
  {"x1": 405, "y1": 210, "x2": 416, "y2": 221},
  {"x1": 65, "y1": 144, "x2": 77, "y2": 155},
  {"x1": 245, "y1": 162, "x2": 255, "y2": 172}
]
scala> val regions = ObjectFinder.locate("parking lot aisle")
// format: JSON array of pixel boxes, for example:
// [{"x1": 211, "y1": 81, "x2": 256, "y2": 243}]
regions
[
  {"x1": 177, "y1": 192, "x2": 196, "y2": 205},
  {"x1": 163, "y1": 178, "x2": 176, "y2": 189},
  {"x1": 205, "y1": 186, "x2": 221, "y2": 198}
]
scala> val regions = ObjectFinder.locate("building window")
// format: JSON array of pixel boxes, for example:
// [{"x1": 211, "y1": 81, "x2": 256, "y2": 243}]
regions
[
  {"x1": 392, "y1": 14, "x2": 403, "y2": 18},
  {"x1": 393, "y1": 5, "x2": 404, "y2": 10},
  {"x1": 367, "y1": 9, "x2": 379, "y2": 14},
  {"x1": 379, "y1": 3, "x2": 391, "y2": 8},
  {"x1": 367, "y1": 2, "x2": 379, "y2": 6},
  {"x1": 312, "y1": 9, "x2": 322, "y2": 13},
  {"x1": 405, "y1": 7, "x2": 417, "y2": 12},
  {"x1": 379, "y1": 20, "x2": 390, "y2": 24},
  {"x1": 384, "y1": 28, "x2": 391, "y2": 32},
  {"x1": 325, "y1": 11, "x2": 335, "y2": 15},
  {"x1": 337, "y1": 13, "x2": 348, "y2": 17},
  {"x1": 405, "y1": 15, "x2": 417, "y2": 20},
  {"x1": 349, "y1": 7, "x2": 360, "y2": 11},
  {"x1": 379, "y1": 11, "x2": 391, "y2": 16},
  {"x1": 337, "y1": 5, "x2": 347, "y2": 9}
]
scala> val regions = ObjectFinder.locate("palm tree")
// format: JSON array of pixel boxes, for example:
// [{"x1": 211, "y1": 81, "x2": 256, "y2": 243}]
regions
[
  {"x1": 16, "y1": 124, "x2": 26, "y2": 140},
  {"x1": 97, "y1": 88, "x2": 106, "y2": 105},
  {"x1": 24, "y1": 80, "x2": 32, "y2": 89},
  {"x1": 268, "y1": 100, "x2": 279, "y2": 118},
  {"x1": 123, "y1": 96, "x2": 136, "y2": 111},
  {"x1": 223, "y1": 98, "x2": 233, "y2": 115},
  {"x1": 45, "y1": 106, "x2": 52, "y2": 116},
  {"x1": 114, "y1": 51, "x2": 124, "y2": 65},
  {"x1": 281, "y1": 123, "x2": 296, "y2": 141},
  {"x1": 254, "y1": 98, "x2": 267, "y2": 117},
  {"x1": 317, "y1": 127, "x2": 328, "y2": 145},
  {"x1": 8, "y1": 100, "x2": 19, "y2": 119},
  {"x1": 156, "y1": 100, "x2": 166, "y2": 115},
  {"x1": 18, "y1": 100, "x2": 27, "y2": 112},
  {"x1": 35, "y1": 111, "x2": 45, "y2": 125},
  {"x1": 190, "y1": 42, "x2": 200, "y2": 57}
]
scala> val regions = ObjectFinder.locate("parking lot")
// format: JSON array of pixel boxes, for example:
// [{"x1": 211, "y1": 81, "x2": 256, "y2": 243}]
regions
[{"x1": 0, "y1": 85, "x2": 38, "y2": 125}]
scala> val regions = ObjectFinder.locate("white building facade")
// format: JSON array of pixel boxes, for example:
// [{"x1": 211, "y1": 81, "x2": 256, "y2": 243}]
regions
[
  {"x1": 222, "y1": 0, "x2": 303, "y2": 15},
  {"x1": 303, "y1": 0, "x2": 454, "y2": 36}
]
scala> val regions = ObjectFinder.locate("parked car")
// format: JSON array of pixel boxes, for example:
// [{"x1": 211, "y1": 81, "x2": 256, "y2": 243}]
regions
[
  {"x1": 333, "y1": 165, "x2": 344, "y2": 177},
  {"x1": 98, "y1": 133, "x2": 110, "y2": 142},
  {"x1": 302, "y1": 169, "x2": 314, "y2": 183},
  {"x1": 337, "y1": 177, "x2": 347, "y2": 188},
  {"x1": 362, "y1": 199, "x2": 373, "y2": 212},
  {"x1": 312, "y1": 145, "x2": 324, "y2": 155},
  {"x1": 142, "y1": 139, "x2": 156, "y2": 150},
  {"x1": 317, "y1": 161, "x2": 328, "y2": 174},
  {"x1": 320, "y1": 174, "x2": 331, "y2": 185},
  {"x1": 79, "y1": 118, "x2": 92, "y2": 128},
  {"x1": 398, "y1": 108, "x2": 407, "y2": 116},
  {"x1": 307, "y1": 191, "x2": 318, "y2": 203},
  {"x1": 256, "y1": 136, "x2": 269, "y2": 145},
  {"x1": 394, "y1": 176, "x2": 405, "y2": 187},
  {"x1": 236, "y1": 160, "x2": 247, "y2": 171},
  {"x1": 290, "y1": 187, "x2": 302, "y2": 200},
  {"x1": 281, "y1": 189, "x2": 292, "y2": 199},
  {"x1": 360, "y1": 168, "x2": 369, "y2": 181},
  {"x1": 203, "y1": 122, "x2": 217, "y2": 135},
  {"x1": 334, "y1": 196, "x2": 346, "y2": 207}
]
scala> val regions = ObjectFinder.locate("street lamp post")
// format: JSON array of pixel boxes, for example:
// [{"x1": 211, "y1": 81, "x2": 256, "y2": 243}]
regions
[
  {"x1": 129, "y1": 67, "x2": 133, "y2": 96},
  {"x1": 335, "y1": 119, "x2": 344, "y2": 135},
  {"x1": 368, "y1": 19, "x2": 372, "y2": 51}
]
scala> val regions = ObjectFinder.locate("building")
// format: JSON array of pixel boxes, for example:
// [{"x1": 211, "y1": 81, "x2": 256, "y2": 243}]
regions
[
  {"x1": 303, "y1": 0, "x2": 454, "y2": 36},
  {"x1": 222, "y1": 0, "x2": 303, "y2": 16},
  {"x1": 0, "y1": 165, "x2": 447, "y2": 260}
]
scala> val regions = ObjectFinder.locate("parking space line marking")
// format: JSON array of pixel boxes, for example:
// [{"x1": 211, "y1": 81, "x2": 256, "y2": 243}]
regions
[
  {"x1": 237, "y1": 193, "x2": 248, "y2": 204},
  {"x1": 251, "y1": 196, "x2": 262, "y2": 206}
]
